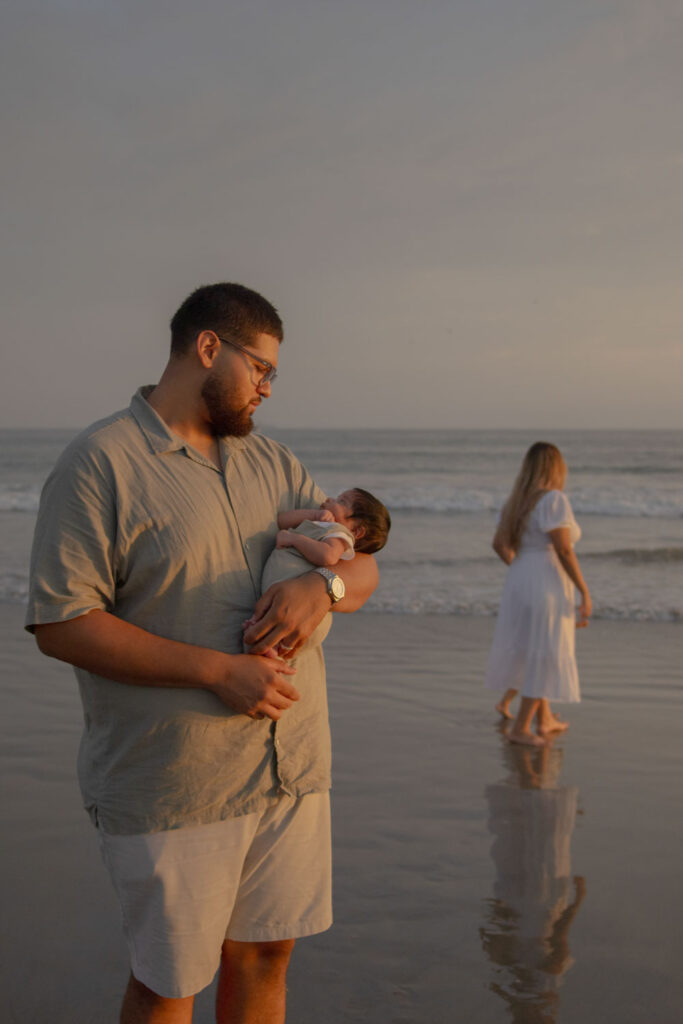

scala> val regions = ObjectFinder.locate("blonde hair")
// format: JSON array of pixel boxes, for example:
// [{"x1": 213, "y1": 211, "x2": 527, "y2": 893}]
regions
[{"x1": 498, "y1": 442, "x2": 567, "y2": 553}]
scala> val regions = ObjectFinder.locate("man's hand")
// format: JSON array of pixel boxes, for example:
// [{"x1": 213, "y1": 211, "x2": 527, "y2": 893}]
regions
[
  {"x1": 244, "y1": 574, "x2": 331, "y2": 658},
  {"x1": 33, "y1": 610, "x2": 300, "y2": 722},
  {"x1": 211, "y1": 654, "x2": 299, "y2": 720}
]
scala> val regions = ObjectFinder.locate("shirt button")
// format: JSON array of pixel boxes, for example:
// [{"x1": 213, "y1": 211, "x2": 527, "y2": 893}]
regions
[{"x1": 245, "y1": 542, "x2": 250, "y2": 550}]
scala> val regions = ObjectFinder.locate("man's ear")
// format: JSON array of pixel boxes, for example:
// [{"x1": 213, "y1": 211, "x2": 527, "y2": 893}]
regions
[
  {"x1": 352, "y1": 524, "x2": 366, "y2": 541},
  {"x1": 196, "y1": 330, "x2": 221, "y2": 369}
]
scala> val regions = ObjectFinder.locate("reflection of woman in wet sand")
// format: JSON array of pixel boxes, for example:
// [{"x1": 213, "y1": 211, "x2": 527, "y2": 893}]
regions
[
  {"x1": 485, "y1": 442, "x2": 592, "y2": 746},
  {"x1": 480, "y1": 743, "x2": 586, "y2": 1023}
]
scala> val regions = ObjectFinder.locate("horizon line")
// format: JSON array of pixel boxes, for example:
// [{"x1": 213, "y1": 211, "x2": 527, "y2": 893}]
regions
[{"x1": 1, "y1": 423, "x2": 681, "y2": 434}]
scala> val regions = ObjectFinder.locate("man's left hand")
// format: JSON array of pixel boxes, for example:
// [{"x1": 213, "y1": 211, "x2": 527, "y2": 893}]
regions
[{"x1": 244, "y1": 574, "x2": 330, "y2": 657}]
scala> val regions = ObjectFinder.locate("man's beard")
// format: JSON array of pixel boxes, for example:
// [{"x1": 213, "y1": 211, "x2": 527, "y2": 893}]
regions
[{"x1": 201, "y1": 372, "x2": 254, "y2": 438}]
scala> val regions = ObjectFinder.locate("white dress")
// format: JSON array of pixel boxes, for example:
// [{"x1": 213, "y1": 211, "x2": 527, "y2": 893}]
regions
[{"x1": 485, "y1": 491, "x2": 582, "y2": 703}]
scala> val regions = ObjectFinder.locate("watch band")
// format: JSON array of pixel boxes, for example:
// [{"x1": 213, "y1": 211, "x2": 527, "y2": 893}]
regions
[{"x1": 313, "y1": 567, "x2": 345, "y2": 603}]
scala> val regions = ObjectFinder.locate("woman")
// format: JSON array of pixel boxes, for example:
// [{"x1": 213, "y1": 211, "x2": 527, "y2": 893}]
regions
[{"x1": 485, "y1": 442, "x2": 592, "y2": 746}]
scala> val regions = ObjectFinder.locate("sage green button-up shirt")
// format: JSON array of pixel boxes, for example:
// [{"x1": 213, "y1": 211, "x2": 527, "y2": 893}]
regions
[{"x1": 26, "y1": 388, "x2": 329, "y2": 835}]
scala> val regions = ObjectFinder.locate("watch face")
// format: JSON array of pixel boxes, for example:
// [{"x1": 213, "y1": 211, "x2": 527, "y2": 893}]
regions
[{"x1": 331, "y1": 576, "x2": 345, "y2": 600}]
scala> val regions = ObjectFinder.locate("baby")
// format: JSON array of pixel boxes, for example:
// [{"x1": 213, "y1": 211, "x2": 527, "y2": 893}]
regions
[
  {"x1": 275, "y1": 488, "x2": 390, "y2": 566},
  {"x1": 246, "y1": 487, "x2": 391, "y2": 657}
]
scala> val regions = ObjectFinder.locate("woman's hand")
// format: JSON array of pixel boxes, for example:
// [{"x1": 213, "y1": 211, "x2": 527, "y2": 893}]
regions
[{"x1": 576, "y1": 590, "x2": 592, "y2": 628}]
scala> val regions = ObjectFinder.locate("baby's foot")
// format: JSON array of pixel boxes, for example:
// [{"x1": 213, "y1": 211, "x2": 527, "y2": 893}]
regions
[{"x1": 495, "y1": 702, "x2": 514, "y2": 720}]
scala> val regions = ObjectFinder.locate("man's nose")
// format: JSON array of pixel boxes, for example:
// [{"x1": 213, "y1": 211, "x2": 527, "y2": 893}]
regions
[{"x1": 257, "y1": 379, "x2": 272, "y2": 397}]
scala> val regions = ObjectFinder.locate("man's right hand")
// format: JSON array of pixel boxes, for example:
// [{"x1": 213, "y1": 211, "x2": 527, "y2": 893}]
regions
[
  {"x1": 212, "y1": 654, "x2": 300, "y2": 721},
  {"x1": 33, "y1": 610, "x2": 300, "y2": 722}
]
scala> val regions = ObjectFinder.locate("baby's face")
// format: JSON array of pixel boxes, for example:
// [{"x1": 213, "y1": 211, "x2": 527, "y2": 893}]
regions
[{"x1": 320, "y1": 490, "x2": 357, "y2": 528}]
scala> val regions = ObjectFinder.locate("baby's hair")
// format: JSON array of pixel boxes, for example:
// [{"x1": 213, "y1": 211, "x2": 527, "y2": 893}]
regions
[{"x1": 348, "y1": 488, "x2": 391, "y2": 554}]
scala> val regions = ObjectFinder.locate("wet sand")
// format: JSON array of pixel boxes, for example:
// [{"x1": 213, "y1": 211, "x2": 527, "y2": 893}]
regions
[{"x1": 1, "y1": 604, "x2": 681, "y2": 1023}]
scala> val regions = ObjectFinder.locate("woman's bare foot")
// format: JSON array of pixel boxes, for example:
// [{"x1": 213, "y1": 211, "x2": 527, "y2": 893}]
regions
[
  {"x1": 508, "y1": 730, "x2": 547, "y2": 747},
  {"x1": 538, "y1": 717, "x2": 570, "y2": 736},
  {"x1": 495, "y1": 701, "x2": 514, "y2": 720}
]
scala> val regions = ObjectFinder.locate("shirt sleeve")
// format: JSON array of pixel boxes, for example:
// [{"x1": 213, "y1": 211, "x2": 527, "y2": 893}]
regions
[
  {"x1": 291, "y1": 452, "x2": 327, "y2": 509},
  {"x1": 25, "y1": 444, "x2": 117, "y2": 632},
  {"x1": 536, "y1": 490, "x2": 576, "y2": 534}
]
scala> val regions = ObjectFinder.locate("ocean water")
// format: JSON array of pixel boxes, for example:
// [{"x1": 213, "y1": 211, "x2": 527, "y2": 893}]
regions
[{"x1": 1, "y1": 427, "x2": 682, "y2": 622}]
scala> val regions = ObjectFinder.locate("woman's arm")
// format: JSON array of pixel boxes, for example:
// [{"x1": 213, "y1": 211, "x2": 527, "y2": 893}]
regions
[
  {"x1": 548, "y1": 527, "x2": 592, "y2": 626},
  {"x1": 277, "y1": 508, "x2": 333, "y2": 529},
  {"x1": 276, "y1": 529, "x2": 346, "y2": 567},
  {"x1": 492, "y1": 526, "x2": 515, "y2": 565}
]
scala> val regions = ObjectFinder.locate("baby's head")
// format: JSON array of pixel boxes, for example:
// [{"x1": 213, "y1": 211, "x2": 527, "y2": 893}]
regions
[{"x1": 322, "y1": 488, "x2": 391, "y2": 554}]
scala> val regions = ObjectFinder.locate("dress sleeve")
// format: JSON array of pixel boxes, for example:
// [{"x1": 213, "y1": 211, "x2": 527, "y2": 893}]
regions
[{"x1": 536, "y1": 490, "x2": 576, "y2": 534}]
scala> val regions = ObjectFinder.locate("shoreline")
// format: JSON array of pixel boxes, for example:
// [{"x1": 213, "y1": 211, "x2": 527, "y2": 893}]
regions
[{"x1": 2, "y1": 605, "x2": 682, "y2": 1022}]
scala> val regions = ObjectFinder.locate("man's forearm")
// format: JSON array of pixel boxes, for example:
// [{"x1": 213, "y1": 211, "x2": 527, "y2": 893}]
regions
[
  {"x1": 34, "y1": 610, "x2": 224, "y2": 691},
  {"x1": 244, "y1": 553, "x2": 379, "y2": 655},
  {"x1": 34, "y1": 610, "x2": 300, "y2": 720},
  {"x1": 331, "y1": 552, "x2": 378, "y2": 612}
]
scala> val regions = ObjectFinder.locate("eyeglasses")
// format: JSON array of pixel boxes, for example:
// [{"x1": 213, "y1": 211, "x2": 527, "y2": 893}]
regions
[{"x1": 217, "y1": 335, "x2": 278, "y2": 385}]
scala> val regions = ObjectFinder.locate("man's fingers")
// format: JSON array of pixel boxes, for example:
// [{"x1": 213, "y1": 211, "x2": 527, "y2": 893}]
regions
[
  {"x1": 275, "y1": 678, "x2": 300, "y2": 701},
  {"x1": 277, "y1": 641, "x2": 304, "y2": 660},
  {"x1": 250, "y1": 686, "x2": 300, "y2": 722},
  {"x1": 255, "y1": 673, "x2": 300, "y2": 713},
  {"x1": 246, "y1": 616, "x2": 310, "y2": 655},
  {"x1": 243, "y1": 617, "x2": 279, "y2": 649},
  {"x1": 245, "y1": 592, "x2": 276, "y2": 638},
  {"x1": 275, "y1": 636, "x2": 303, "y2": 658},
  {"x1": 243, "y1": 583, "x2": 302, "y2": 648},
  {"x1": 272, "y1": 658, "x2": 297, "y2": 676},
  {"x1": 249, "y1": 626, "x2": 292, "y2": 653}
]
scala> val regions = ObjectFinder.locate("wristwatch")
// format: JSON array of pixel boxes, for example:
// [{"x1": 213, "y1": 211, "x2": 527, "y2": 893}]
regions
[{"x1": 314, "y1": 567, "x2": 345, "y2": 604}]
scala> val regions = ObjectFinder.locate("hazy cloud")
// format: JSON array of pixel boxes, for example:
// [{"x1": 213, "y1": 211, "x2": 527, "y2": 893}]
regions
[{"x1": 2, "y1": 0, "x2": 681, "y2": 427}]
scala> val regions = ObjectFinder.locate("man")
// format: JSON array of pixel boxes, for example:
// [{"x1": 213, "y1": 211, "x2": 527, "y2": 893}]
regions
[{"x1": 26, "y1": 283, "x2": 377, "y2": 1024}]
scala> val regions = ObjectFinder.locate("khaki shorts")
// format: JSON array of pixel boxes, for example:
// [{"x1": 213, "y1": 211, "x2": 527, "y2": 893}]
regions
[{"x1": 97, "y1": 792, "x2": 332, "y2": 998}]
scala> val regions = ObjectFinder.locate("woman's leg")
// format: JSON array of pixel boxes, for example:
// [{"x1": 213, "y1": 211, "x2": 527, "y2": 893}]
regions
[
  {"x1": 495, "y1": 688, "x2": 518, "y2": 719},
  {"x1": 536, "y1": 699, "x2": 569, "y2": 735},
  {"x1": 509, "y1": 697, "x2": 546, "y2": 746}
]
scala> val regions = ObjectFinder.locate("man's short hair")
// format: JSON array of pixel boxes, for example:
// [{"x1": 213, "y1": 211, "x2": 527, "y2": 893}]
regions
[{"x1": 170, "y1": 283, "x2": 283, "y2": 357}]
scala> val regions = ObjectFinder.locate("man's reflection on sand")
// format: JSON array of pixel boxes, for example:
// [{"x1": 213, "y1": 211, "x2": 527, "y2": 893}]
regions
[{"x1": 480, "y1": 733, "x2": 586, "y2": 1023}]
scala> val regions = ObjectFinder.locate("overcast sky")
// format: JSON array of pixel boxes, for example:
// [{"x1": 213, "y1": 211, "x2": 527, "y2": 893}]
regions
[{"x1": 2, "y1": 0, "x2": 682, "y2": 429}]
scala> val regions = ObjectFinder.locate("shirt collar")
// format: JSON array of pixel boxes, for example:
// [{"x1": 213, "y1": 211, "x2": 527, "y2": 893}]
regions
[{"x1": 129, "y1": 386, "x2": 248, "y2": 457}]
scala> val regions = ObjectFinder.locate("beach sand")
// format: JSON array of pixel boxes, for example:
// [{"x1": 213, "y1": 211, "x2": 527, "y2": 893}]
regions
[{"x1": 1, "y1": 603, "x2": 681, "y2": 1023}]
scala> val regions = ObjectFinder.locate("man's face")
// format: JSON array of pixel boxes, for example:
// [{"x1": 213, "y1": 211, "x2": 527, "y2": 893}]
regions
[{"x1": 201, "y1": 332, "x2": 280, "y2": 437}]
